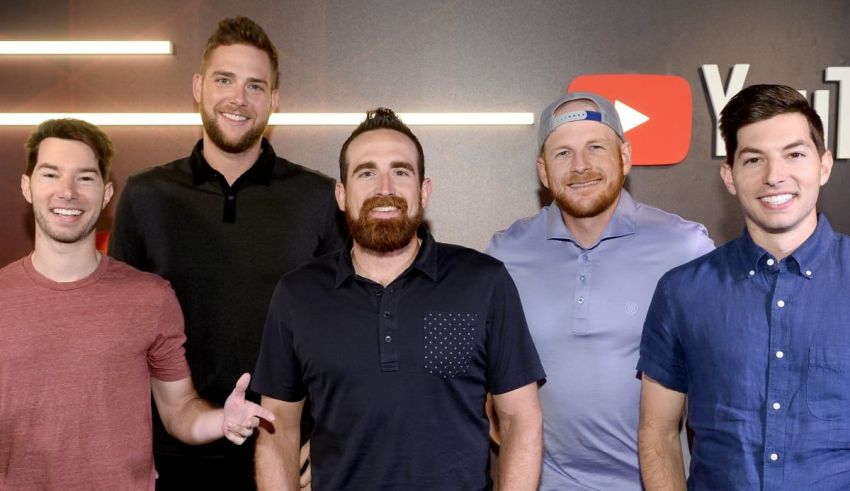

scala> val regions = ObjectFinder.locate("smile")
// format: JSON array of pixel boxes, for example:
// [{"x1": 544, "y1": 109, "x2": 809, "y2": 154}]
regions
[
  {"x1": 51, "y1": 208, "x2": 83, "y2": 216},
  {"x1": 568, "y1": 179, "x2": 601, "y2": 189},
  {"x1": 759, "y1": 193, "x2": 794, "y2": 205},
  {"x1": 372, "y1": 206, "x2": 399, "y2": 212},
  {"x1": 221, "y1": 112, "x2": 248, "y2": 122}
]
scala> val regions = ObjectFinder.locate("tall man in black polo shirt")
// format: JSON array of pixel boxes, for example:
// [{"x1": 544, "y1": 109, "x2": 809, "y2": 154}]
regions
[
  {"x1": 108, "y1": 17, "x2": 345, "y2": 490},
  {"x1": 253, "y1": 108, "x2": 545, "y2": 490}
]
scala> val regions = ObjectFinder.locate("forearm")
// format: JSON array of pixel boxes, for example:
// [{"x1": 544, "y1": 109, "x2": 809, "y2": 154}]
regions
[
  {"x1": 161, "y1": 396, "x2": 225, "y2": 445},
  {"x1": 638, "y1": 422, "x2": 686, "y2": 490},
  {"x1": 497, "y1": 411, "x2": 543, "y2": 490},
  {"x1": 256, "y1": 424, "x2": 301, "y2": 489}
]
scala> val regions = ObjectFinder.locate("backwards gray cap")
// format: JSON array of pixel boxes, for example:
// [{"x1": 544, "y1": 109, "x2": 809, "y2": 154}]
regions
[{"x1": 538, "y1": 91, "x2": 625, "y2": 149}]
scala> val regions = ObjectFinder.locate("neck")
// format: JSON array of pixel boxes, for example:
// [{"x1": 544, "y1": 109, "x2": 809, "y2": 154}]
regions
[
  {"x1": 201, "y1": 135, "x2": 263, "y2": 185},
  {"x1": 746, "y1": 213, "x2": 818, "y2": 261},
  {"x1": 560, "y1": 195, "x2": 620, "y2": 248},
  {"x1": 31, "y1": 233, "x2": 102, "y2": 282},
  {"x1": 351, "y1": 237, "x2": 420, "y2": 287}
]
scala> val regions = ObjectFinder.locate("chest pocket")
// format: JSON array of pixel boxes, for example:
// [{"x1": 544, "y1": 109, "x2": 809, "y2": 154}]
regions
[
  {"x1": 807, "y1": 346, "x2": 850, "y2": 421},
  {"x1": 423, "y1": 311, "x2": 479, "y2": 378}
]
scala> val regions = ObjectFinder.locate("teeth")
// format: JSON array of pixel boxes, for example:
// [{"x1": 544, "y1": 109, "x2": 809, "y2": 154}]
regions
[
  {"x1": 569, "y1": 180, "x2": 599, "y2": 188},
  {"x1": 761, "y1": 194, "x2": 793, "y2": 205},
  {"x1": 372, "y1": 206, "x2": 398, "y2": 212},
  {"x1": 53, "y1": 208, "x2": 82, "y2": 216},
  {"x1": 222, "y1": 112, "x2": 247, "y2": 121}
]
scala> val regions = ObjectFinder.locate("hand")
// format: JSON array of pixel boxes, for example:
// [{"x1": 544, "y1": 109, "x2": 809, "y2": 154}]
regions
[
  {"x1": 300, "y1": 440, "x2": 312, "y2": 489},
  {"x1": 223, "y1": 373, "x2": 276, "y2": 445}
]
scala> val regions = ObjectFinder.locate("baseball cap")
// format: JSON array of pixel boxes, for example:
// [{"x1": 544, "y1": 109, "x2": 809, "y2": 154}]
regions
[{"x1": 538, "y1": 91, "x2": 625, "y2": 148}]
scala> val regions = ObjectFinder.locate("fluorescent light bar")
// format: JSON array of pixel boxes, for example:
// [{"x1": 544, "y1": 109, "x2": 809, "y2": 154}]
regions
[
  {"x1": 0, "y1": 113, "x2": 534, "y2": 126},
  {"x1": 0, "y1": 41, "x2": 173, "y2": 55}
]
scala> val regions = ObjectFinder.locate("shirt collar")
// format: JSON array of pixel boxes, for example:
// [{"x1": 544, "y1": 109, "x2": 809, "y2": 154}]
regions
[
  {"x1": 737, "y1": 213, "x2": 833, "y2": 280},
  {"x1": 334, "y1": 229, "x2": 438, "y2": 288},
  {"x1": 544, "y1": 189, "x2": 637, "y2": 248},
  {"x1": 189, "y1": 138, "x2": 276, "y2": 186}
]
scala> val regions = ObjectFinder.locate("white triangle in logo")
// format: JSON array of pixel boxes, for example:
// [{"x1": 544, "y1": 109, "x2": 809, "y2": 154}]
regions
[{"x1": 615, "y1": 100, "x2": 650, "y2": 133}]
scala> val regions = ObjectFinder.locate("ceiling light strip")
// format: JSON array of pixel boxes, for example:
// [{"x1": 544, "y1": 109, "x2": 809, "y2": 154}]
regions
[
  {"x1": 0, "y1": 41, "x2": 173, "y2": 55},
  {"x1": 0, "y1": 112, "x2": 534, "y2": 126}
]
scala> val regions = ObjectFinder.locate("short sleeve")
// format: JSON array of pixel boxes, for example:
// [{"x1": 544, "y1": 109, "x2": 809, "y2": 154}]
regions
[
  {"x1": 485, "y1": 265, "x2": 546, "y2": 394},
  {"x1": 637, "y1": 274, "x2": 688, "y2": 393},
  {"x1": 148, "y1": 285, "x2": 190, "y2": 381},
  {"x1": 251, "y1": 279, "x2": 307, "y2": 402}
]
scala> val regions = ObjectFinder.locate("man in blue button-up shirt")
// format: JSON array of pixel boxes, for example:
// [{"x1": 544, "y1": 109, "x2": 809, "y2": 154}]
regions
[{"x1": 638, "y1": 84, "x2": 847, "y2": 490}]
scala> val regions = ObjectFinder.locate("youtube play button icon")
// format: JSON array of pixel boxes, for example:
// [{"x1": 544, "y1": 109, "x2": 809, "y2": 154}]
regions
[{"x1": 567, "y1": 74, "x2": 692, "y2": 166}]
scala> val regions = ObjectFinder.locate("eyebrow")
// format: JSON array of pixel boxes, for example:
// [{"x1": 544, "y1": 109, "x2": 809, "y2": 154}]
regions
[
  {"x1": 737, "y1": 139, "x2": 810, "y2": 156},
  {"x1": 35, "y1": 162, "x2": 100, "y2": 174},
  {"x1": 211, "y1": 70, "x2": 269, "y2": 86},
  {"x1": 350, "y1": 161, "x2": 416, "y2": 175}
]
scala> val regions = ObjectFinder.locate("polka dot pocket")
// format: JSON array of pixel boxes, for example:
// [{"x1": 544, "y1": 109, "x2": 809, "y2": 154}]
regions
[{"x1": 423, "y1": 311, "x2": 479, "y2": 378}]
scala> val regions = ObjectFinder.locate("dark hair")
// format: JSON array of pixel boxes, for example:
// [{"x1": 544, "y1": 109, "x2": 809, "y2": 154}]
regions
[
  {"x1": 201, "y1": 16, "x2": 279, "y2": 90},
  {"x1": 25, "y1": 118, "x2": 114, "y2": 179},
  {"x1": 720, "y1": 84, "x2": 825, "y2": 164},
  {"x1": 338, "y1": 107, "x2": 425, "y2": 184}
]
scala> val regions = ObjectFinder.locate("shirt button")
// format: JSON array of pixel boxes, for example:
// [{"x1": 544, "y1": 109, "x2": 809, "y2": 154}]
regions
[
  {"x1": 226, "y1": 195, "x2": 234, "y2": 201},
  {"x1": 383, "y1": 311, "x2": 391, "y2": 318},
  {"x1": 776, "y1": 351, "x2": 784, "y2": 359},
  {"x1": 777, "y1": 300, "x2": 785, "y2": 308},
  {"x1": 376, "y1": 290, "x2": 383, "y2": 296},
  {"x1": 805, "y1": 270, "x2": 812, "y2": 276},
  {"x1": 748, "y1": 270, "x2": 755, "y2": 276},
  {"x1": 770, "y1": 453, "x2": 779, "y2": 461},
  {"x1": 773, "y1": 402, "x2": 781, "y2": 410},
  {"x1": 766, "y1": 258, "x2": 775, "y2": 266},
  {"x1": 577, "y1": 297, "x2": 584, "y2": 304},
  {"x1": 579, "y1": 275, "x2": 586, "y2": 281},
  {"x1": 384, "y1": 335, "x2": 392, "y2": 343}
]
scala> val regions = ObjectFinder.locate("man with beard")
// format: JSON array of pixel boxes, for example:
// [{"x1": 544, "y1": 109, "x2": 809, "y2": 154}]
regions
[
  {"x1": 487, "y1": 92, "x2": 713, "y2": 490},
  {"x1": 252, "y1": 108, "x2": 546, "y2": 490},
  {"x1": 108, "y1": 17, "x2": 345, "y2": 489},
  {"x1": 1, "y1": 118, "x2": 274, "y2": 490}
]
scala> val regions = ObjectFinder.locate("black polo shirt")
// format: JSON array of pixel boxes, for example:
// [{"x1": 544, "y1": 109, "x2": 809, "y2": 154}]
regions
[
  {"x1": 109, "y1": 139, "x2": 346, "y2": 458},
  {"x1": 254, "y1": 232, "x2": 545, "y2": 491}
]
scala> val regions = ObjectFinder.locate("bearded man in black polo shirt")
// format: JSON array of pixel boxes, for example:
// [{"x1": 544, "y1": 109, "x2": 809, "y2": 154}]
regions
[
  {"x1": 253, "y1": 107, "x2": 545, "y2": 490},
  {"x1": 108, "y1": 17, "x2": 345, "y2": 490}
]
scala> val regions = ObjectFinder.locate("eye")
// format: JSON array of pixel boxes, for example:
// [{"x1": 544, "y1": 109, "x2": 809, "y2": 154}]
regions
[
  {"x1": 247, "y1": 82, "x2": 265, "y2": 92},
  {"x1": 214, "y1": 77, "x2": 232, "y2": 86},
  {"x1": 78, "y1": 175, "x2": 98, "y2": 183},
  {"x1": 787, "y1": 151, "x2": 805, "y2": 159},
  {"x1": 554, "y1": 149, "x2": 570, "y2": 158},
  {"x1": 741, "y1": 156, "x2": 761, "y2": 166},
  {"x1": 393, "y1": 169, "x2": 412, "y2": 177},
  {"x1": 355, "y1": 169, "x2": 375, "y2": 179},
  {"x1": 589, "y1": 144, "x2": 605, "y2": 151}
]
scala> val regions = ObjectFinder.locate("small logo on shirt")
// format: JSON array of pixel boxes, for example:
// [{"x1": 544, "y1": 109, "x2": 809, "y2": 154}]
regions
[{"x1": 624, "y1": 302, "x2": 639, "y2": 316}]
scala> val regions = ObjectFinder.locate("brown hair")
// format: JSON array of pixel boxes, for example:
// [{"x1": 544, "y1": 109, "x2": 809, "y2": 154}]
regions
[
  {"x1": 338, "y1": 107, "x2": 424, "y2": 185},
  {"x1": 201, "y1": 16, "x2": 279, "y2": 89},
  {"x1": 719, "y1": 84, "x2": 825, "y2": 164},
  {"x1": 25, "y1": 118, "x2": 114, "y2": 179}
]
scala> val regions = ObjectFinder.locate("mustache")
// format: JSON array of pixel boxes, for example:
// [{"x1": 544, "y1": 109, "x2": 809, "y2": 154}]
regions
[
  {"x1": 359, "y1": 195, "x2": 409, "y2": 214},
  {"x1": 561, "y1": 171, "x2": 604, "y2": 185}
]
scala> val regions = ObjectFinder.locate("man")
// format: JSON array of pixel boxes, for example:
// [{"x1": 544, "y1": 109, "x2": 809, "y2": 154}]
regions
[
  {"x1": 638, "y1": 84, "x2": 845, "y2": 489},
  {"x1": 109, "y1": 17, "x2": 344, "y2": 488},
  {"x1": 0, "y1": 118, "x2": 273, "y2": 490},
  {"x1": 488, "y1": 92, "x2": 713, "y2": 490},
  {"x1": 253, "y1": 107, "x2": 545, "y2": 490}
]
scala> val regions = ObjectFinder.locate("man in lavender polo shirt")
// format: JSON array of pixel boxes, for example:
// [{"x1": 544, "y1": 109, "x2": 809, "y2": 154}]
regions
[{"x1": 488, "y1": 92, "x2": 713, "y2": 490}]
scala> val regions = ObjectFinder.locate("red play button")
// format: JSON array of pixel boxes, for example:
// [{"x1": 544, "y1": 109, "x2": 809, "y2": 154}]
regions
[{"x1": 567, "y1": 74, "x2": 692, "y2": 166}]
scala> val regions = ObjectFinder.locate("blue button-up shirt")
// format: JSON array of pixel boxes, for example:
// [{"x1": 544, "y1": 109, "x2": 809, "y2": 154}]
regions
[
  {"x1": 639, "y1": 214, "x2": 850, "y2": 490},
  {"x1": 489, "y1": 190, "x2": 712, "y2": 490}
]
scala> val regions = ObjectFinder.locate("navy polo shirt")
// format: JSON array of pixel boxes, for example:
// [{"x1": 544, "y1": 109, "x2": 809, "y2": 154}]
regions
[
  {"x1": 253, "y1": 232, "x2": 545, "y2": 490},
  {"x1": 639, "y1": 215, "x2": 850, "y2": 490}
]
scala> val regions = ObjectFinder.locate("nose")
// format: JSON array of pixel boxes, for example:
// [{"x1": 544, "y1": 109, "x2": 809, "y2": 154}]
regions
[
  {"x1": 571, "y1": 151, "x2": 592, "y2": 173},
  {"x1": 58, "y1": 176, "x2": 78, "y2": 200},
  {"x1": 764, "y1": 157, "x2": 788, "y2": 186},
  {"x1": 377, "y1": 172, "x2": 395, "y2": 196}
]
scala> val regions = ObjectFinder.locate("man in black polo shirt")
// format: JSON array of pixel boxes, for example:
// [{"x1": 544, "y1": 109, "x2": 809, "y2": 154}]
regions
[
  {"x1": 108, "y1": 17, "x2": 345, "y2": 489},
  {"x1": 253, "y1": 107, "x2": 545, "y2": 490}
]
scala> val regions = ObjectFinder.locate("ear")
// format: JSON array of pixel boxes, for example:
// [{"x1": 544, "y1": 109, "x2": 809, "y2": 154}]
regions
[
  {"x1": 819, "y1": 150, "x2": 834, "y2": 186},
  {"x1": 102, "y1": 182, "x2": 114, "y2": 209},
  {"x1": 536, "y1": 155, "x2": 550, "y2": 190},
  {"x1": 334, "y1": 181, "x2": 346, "y2": 212},
  {"x1": 192, "y1": 73, "x2": 203, "y2": 104},
  {"x1": 20, "y1": 174, "x2": 32, "y2": 204},
  {"x1": 270, "y1": 87, "x2": 279, "y2": 113},
  {"x1": 420, "y1": 178, "x2": 432, "y2": 210},
  {"x1": 620, "y1": 140, "x2": 633, "y2": 176},
  {"x1": 720, "y1": 162, "x2": 737, "y2": 196}
]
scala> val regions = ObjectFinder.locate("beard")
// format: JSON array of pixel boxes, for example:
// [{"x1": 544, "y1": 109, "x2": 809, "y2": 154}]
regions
[
  {"x1": 551, "y1": 159, "x2": 625, "y2": 219},
  {"x1": 201, "y1": 104, "x2": 268, "y2": 154},
  {"x1": 346, "y1": 195, "x2": 423, "y2": 253},
  {"x1": 33, "y1": 207, "x2": 100, "y2": 244}
]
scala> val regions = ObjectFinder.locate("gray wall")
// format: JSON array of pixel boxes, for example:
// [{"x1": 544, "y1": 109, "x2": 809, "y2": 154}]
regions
[{"x1": 2, "y1": 0, "x2": 849, "y2": 265}]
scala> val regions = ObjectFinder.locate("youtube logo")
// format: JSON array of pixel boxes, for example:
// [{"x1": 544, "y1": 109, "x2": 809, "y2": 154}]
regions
[{"x1": 567, "y1": 74, "x2": 692, "y2": 166}]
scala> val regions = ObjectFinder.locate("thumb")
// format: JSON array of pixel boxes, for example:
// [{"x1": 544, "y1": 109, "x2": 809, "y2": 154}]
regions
[{"x1": 233, "y1": 372, "x2": 251, "y2": 397}]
